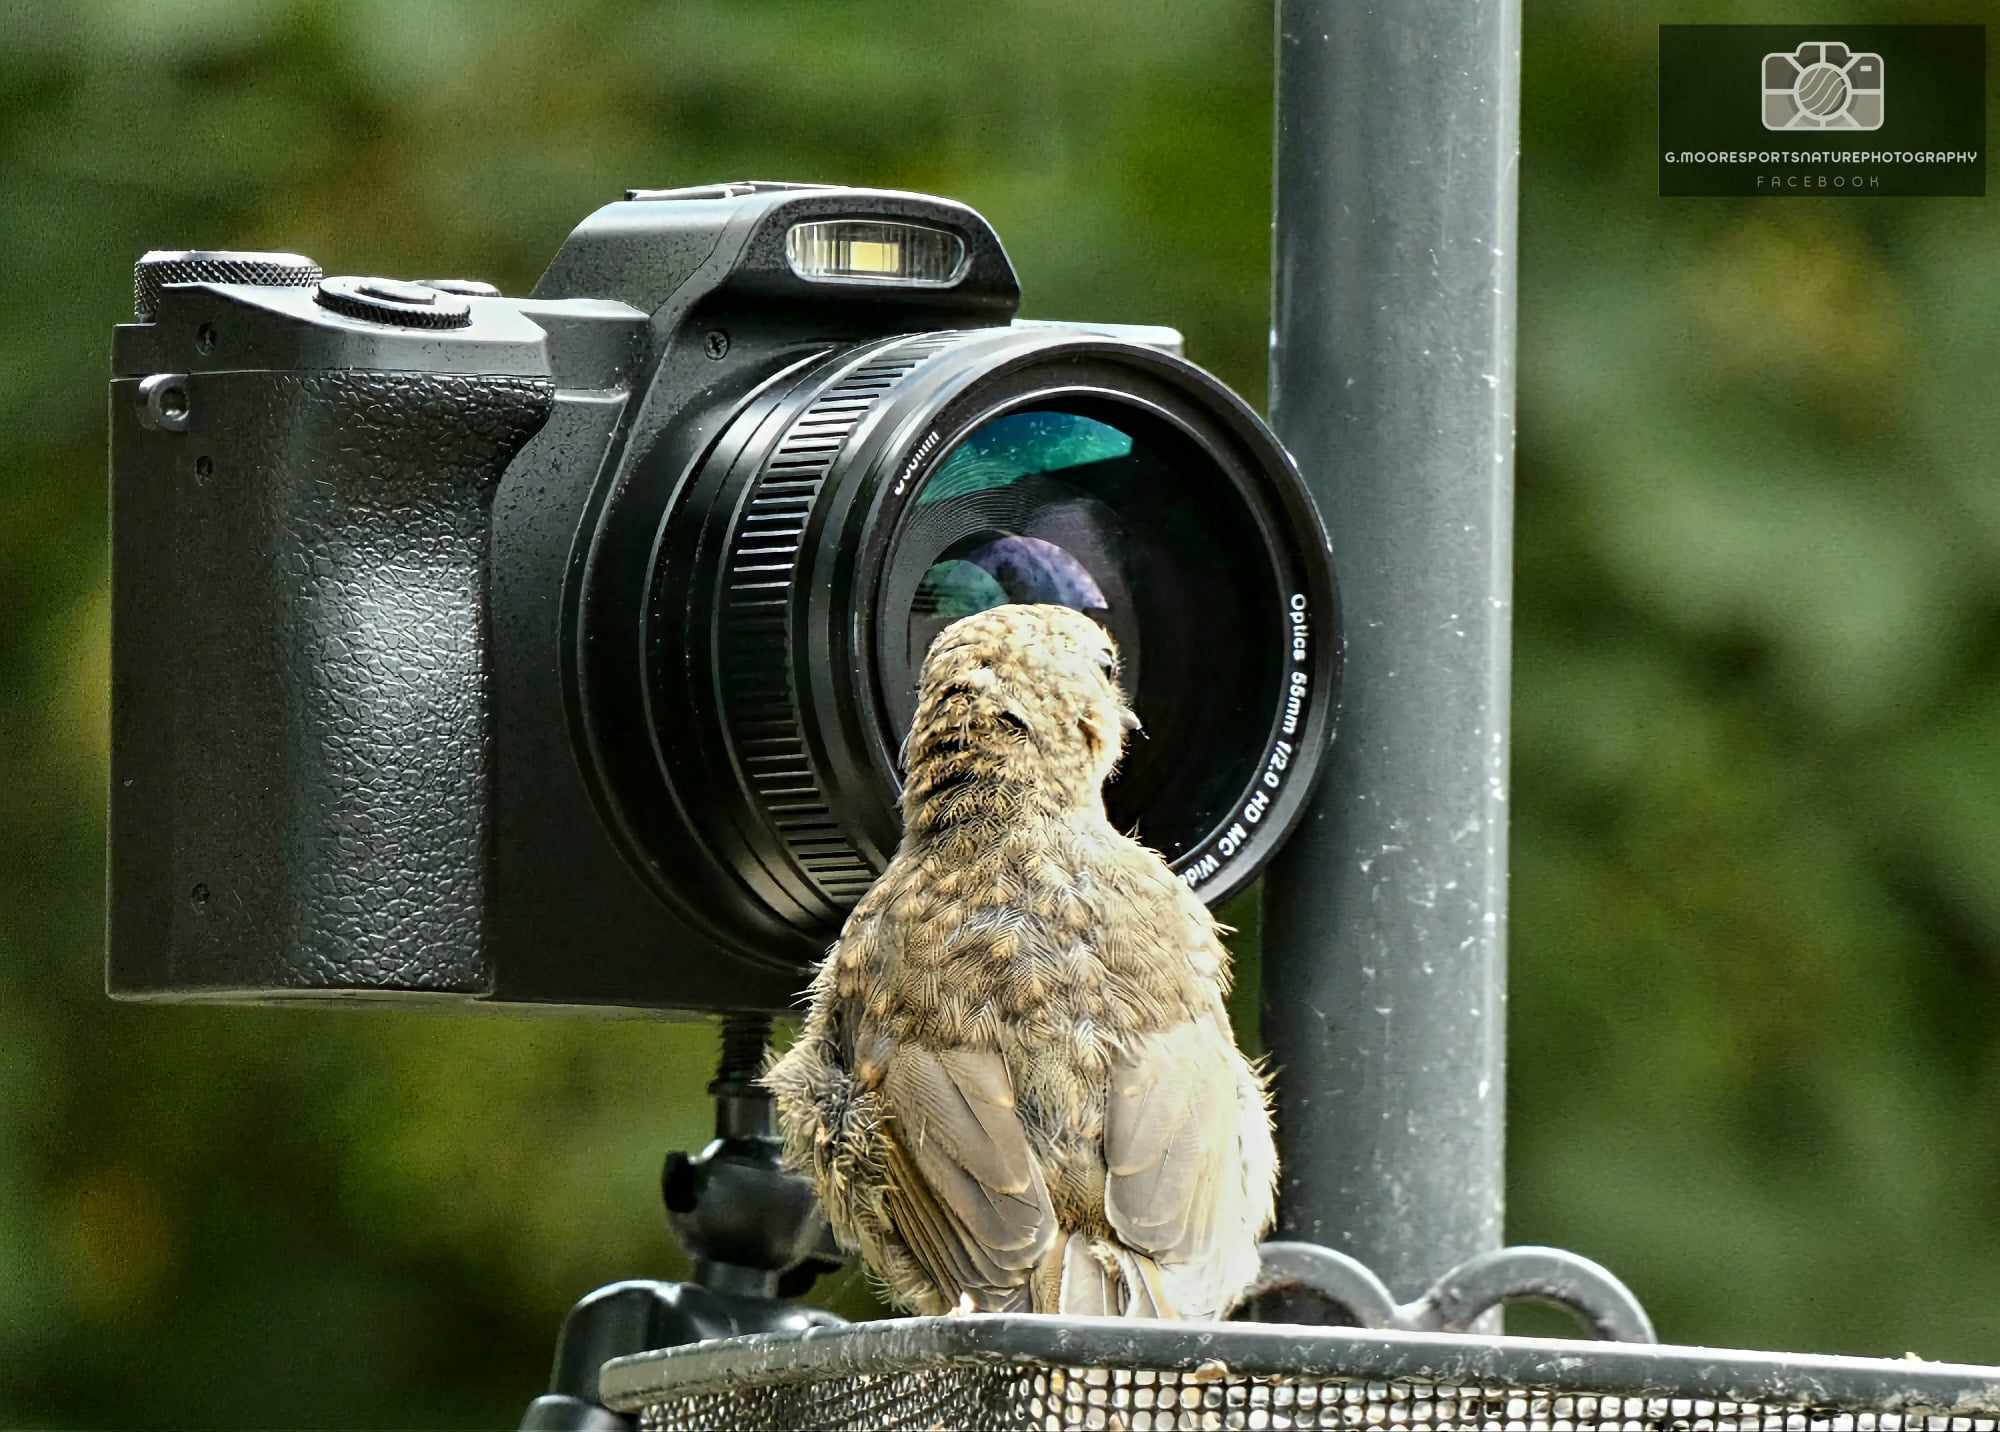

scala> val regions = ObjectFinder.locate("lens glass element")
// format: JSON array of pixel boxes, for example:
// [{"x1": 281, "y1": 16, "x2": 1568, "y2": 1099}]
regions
[
  {"x1": 906, "y1": 411, "x2": 1127, "y2": 657},
  {"x1": 880, "y1": 401, "x2": 1283, "y2": 867}
]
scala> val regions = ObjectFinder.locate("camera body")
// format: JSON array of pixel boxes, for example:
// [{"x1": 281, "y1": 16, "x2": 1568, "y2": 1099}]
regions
[{"x1": 109, "y1": 183, "x2": 1339, "y2": 1016}]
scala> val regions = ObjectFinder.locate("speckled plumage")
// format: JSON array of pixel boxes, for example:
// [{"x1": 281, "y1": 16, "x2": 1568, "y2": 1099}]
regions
[{"x1": 764, "y1": 604, "x2": 1276, "y2": 1320}]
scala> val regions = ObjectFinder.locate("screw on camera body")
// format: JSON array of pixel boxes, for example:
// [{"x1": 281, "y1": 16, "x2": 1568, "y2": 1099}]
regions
[{"x1": 134, "y1": 373, "x2": 191, "y2": 432}]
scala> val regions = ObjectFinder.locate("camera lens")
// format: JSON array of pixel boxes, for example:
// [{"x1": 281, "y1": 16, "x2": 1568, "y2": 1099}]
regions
[
  {"x1": 877, "y1": 402, "x2": 1285, "y2": 870},
  {"x1": 581, "y1": 328, "x2": 1338, "y2": 960}
]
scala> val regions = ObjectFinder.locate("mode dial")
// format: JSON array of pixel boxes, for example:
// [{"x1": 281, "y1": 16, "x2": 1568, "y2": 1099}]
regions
[{"x1": 133, "y1": 249, "x2": 322, "y2": 321}]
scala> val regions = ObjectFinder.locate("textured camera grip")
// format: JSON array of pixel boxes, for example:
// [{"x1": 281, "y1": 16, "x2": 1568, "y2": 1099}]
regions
[{"x1": 112, "y1": 369, "x2": 554, "y2": 997}]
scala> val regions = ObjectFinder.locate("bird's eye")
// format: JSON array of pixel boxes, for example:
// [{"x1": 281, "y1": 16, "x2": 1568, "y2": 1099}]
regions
[{"x1": 1098, "y1": 656, "x2": 1118, "y2": 681}]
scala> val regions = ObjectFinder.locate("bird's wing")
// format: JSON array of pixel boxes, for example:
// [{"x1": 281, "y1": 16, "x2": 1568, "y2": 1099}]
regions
[
  {"x1": 1103, "y1": 1019, "x2": 1256, "y2": 1312},
  {"x1": 880, "y1": 1044, "x2": 1057, "y2": 1308}
]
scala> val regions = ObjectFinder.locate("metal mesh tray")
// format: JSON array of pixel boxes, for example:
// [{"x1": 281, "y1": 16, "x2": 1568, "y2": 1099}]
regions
[{"x1": 599, "y1": 1314, "x2": 2000, "y2": 1431}]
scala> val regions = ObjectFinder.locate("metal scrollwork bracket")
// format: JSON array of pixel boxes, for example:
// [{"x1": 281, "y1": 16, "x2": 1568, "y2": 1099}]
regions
[{"x1": 1254, "y1": 1242, "x2": 1657, "y2": 1344}]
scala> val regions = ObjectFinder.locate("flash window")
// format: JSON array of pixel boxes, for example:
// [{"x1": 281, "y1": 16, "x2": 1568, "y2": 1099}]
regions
[{"x1": 784, "y1": 219, "x2": 967, "y2": 287}]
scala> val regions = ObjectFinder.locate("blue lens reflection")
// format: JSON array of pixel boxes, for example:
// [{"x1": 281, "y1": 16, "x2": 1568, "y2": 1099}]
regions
[
  {"x1": 918, "y1": 410, "x2": 1134, "y2": 505},
  {"x1": 913, "y1": 536, "x2": 1109, "y2": 621},
  {"x1": 910, "y1": 411, "x2": 1129, "y2": 624}
]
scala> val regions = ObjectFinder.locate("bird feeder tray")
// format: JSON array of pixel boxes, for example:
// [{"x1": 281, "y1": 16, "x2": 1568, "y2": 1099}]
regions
[{"x1": 599, "y1": 1315, "x2": 2000, "y2": 1432}]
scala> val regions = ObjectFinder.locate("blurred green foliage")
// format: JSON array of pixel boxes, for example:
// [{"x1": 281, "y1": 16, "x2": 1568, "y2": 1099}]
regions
[{"x1": 2, "y1": 0, "x2": 1997, "y2": 1425}]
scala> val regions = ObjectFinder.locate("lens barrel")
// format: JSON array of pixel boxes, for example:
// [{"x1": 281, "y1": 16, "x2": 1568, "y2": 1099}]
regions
[{"x1": 582, "y1": 327, "x2": 1339, "y2": 957}]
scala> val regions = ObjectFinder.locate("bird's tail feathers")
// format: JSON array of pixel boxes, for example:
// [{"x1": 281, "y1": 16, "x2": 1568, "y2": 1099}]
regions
[{"x1": 1042, "y1": 1232, "x2": 1180, "y2": 1319}]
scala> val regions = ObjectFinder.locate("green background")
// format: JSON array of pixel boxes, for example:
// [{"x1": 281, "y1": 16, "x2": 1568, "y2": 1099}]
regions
[{"x1": 3, "y1": 1, "x2": 1997, "y2": 1426}]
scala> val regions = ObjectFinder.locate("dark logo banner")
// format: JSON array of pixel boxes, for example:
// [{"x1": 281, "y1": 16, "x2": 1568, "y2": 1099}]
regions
[{"x1": 1659, "y1": 25, "x2": 1985, "y2": 196}]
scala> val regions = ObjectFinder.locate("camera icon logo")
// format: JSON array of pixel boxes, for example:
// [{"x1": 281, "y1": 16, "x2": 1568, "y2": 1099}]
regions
[{"x1": 1762, "y1": 41, "x2": 1884, "y2": 130}]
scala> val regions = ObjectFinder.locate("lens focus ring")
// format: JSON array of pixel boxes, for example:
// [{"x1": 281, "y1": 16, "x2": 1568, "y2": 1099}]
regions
[{"x1": 717, "y1": 333, "x2": 966, "y2": 911}]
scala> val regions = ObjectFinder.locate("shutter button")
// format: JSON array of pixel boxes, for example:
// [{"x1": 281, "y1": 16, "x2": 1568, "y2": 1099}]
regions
[
  {"x1": 419, "y1": 278, "x2": 501, "y2": 297},
  {"x1": 315, "y1": 274, "x2": 473, "y2": 328}
]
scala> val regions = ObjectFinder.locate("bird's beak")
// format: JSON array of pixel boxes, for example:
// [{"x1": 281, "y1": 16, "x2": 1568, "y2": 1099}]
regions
[{"x1": 1120, "y1": 706, "x2": 1145, "y2": 737}]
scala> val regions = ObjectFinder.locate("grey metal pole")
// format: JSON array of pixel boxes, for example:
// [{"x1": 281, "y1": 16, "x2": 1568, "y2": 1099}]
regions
[{"x1": 1261, "y1": 0, "x2": 1520, "y2": 1303}]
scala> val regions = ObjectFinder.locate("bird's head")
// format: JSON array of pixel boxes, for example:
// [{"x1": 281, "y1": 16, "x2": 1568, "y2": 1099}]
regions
[{"x1": 901, "y1": 603, "x2": 1140, "y2": 823}]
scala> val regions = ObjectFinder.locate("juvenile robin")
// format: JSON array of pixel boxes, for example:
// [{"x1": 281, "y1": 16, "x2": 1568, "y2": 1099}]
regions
[{"x1": 764, "y1": 603, "x2": 1276, "y2": 1319}]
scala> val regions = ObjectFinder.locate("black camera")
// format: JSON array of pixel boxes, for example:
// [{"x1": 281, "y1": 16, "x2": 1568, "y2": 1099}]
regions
[{"x1": 108, "y1": 183, "x2": 1339, "y2": 1016}]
